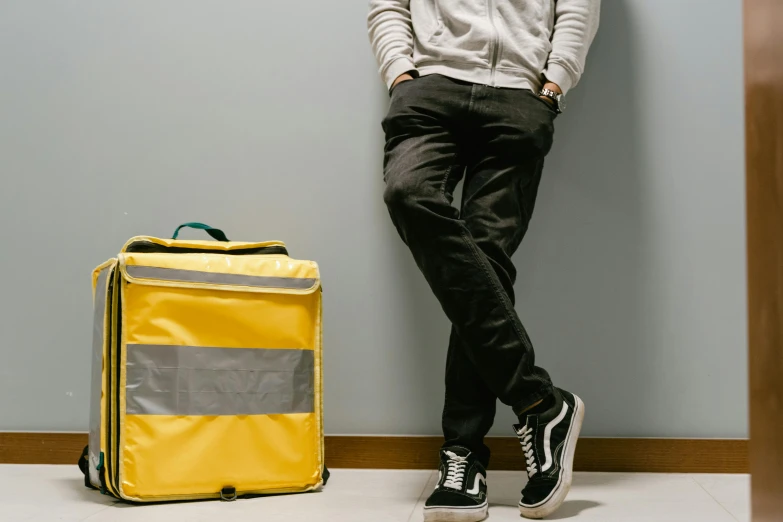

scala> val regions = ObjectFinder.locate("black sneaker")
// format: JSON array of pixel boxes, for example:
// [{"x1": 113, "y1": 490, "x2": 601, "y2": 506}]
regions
[
  {"x1": 423, "y1": 446, "x2": 488, "y2": 522},
  {"x1": 514, "y1": 388, "x2": 585, "y2": 519}
]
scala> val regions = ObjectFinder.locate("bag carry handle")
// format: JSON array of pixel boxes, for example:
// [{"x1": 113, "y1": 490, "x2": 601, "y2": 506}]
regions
[{"x1": 171, "y1": 222, "x2": 230, "y2": 242}]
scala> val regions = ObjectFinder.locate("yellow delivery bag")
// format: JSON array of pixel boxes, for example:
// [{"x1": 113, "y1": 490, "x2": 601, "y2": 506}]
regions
[{"x1": 80, "y1": 223, "x2": 325, "y2": 502}]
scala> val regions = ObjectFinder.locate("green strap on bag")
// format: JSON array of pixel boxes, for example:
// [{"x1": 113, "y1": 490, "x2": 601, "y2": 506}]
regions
[{"x1": 171, "y1": 222, "x2": 230, "y2": 242}]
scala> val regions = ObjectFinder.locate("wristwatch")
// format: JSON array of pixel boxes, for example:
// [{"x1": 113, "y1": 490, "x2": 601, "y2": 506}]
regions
[{"x1": 538, "y1": 88, "x2": 566, "y2": 113}]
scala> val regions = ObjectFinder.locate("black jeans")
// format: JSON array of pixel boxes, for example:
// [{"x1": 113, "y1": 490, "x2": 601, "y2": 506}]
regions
[{"x1": 382, "y1": 74, "x2": 556, "y2": 468}]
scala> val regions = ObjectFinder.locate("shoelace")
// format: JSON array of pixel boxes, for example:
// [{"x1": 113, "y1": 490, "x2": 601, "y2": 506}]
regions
[
  {"x1": 516, "y1": 424, "x2": 538, "y2": 478},
  {"x1": 441, "y1": 451, "x2": 469, "y2": 490}
]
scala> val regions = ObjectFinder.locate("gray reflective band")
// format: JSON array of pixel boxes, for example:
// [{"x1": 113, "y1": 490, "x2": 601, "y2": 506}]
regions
[
  {"x1": 125, "y1": 345, "x2": 315, "y2": 416},
  {"x1": 88, "y1": 266, "x2": 111, "y2": 486},
  {"x1": 125, "y1": 265, "x2": 316, "y2": 290}
]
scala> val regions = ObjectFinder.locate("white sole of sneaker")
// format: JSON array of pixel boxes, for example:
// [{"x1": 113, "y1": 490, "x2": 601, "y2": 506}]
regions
[
  {"x1": 423, "y1": 501, "x2": 489, "y2": 522},
  {"x1": 518, "y1": 394, "x2": 585, "y2": 520}
]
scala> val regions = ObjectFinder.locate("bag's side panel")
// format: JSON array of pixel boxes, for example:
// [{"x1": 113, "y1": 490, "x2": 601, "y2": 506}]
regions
[
  {"x1": 116, "y1": 267, "x2": 322, "y2": 502},
  {"x1": 103, "y1": 267, "x2": 122, "y2": 498},
  {"x1": 88, "y1": 260, "x2": 116, "y2": 489}
]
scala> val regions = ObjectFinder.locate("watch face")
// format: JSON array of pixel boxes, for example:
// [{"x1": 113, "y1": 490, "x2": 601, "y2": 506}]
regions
[{"x1": 558, "y1": 95, "x2": 566, "y2": 112}]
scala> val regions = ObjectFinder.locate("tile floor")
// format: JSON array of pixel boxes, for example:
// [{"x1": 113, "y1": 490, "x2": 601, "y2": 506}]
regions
[{"x1": 0, "y1": 465, "x2": 749, "y2": 522}]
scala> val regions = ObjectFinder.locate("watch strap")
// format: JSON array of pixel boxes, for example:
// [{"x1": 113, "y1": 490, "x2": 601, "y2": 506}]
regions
[{"x1": 538, "y1": 88, "x2": 562, "y2": 113}]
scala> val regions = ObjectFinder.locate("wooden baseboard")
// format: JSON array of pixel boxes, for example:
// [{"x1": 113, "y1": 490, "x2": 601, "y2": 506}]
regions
[
  {"x1": 0, "y1": 433, "x2": 88, "y2": 466},
  {"x1": 0, "y1": 433, "x2": 748, "y2": 473},
  {"x1": 325, "y1": 436, "x2": 748, "y2": 473}
]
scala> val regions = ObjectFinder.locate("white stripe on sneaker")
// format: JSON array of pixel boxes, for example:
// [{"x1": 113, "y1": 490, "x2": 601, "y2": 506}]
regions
[
  {"x1": 541, "y1": 402, "x2": 569, "y2": 472},
  {"x1": 466, "y1": 472, "x2": 486, "y2": 495},
  {"x1": 520, "y1": 396, "x2": 584, "y2": 512}
]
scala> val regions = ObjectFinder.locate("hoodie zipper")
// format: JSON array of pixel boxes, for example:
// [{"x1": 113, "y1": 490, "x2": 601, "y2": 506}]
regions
[{"x1": 486, "y1": 0, "x2": 500, "y2": 87}]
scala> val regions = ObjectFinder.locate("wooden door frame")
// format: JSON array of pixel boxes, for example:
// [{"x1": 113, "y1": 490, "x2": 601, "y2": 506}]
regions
[{"x1": 745, "y1": 0, "x2": 783, "y2": 520}]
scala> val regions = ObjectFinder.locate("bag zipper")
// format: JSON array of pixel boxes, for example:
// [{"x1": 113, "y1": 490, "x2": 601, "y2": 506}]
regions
[
  {"x1": 103, "y1": 272, "x2": 115, "y2": 496},
  {"x1": 124, "y1": 240, "x2": 288, "y2": 256}
]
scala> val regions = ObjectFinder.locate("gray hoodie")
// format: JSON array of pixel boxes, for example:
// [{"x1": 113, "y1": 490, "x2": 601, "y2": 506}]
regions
[{"x1": 368, "y1": 0, "x2": 600, "y2": 94}]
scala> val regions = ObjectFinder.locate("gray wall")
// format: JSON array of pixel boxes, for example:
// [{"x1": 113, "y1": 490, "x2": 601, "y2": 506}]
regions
[{"x1": 0, "y1": 1, "x2": 746, "y2": 437}]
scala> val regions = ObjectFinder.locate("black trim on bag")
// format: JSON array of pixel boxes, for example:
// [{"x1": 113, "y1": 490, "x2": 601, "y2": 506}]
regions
[{"x1": 124, "y1": 240, "x2": 288, "y2": 256}]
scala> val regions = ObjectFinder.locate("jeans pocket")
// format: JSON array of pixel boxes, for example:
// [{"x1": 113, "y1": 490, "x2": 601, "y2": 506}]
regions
[
  {"x1": 533, "y1": 93, "x2": 558, "y2": 116},
  {"x1": 389, "y1": 77, "x2": 416, "y2": 97}
]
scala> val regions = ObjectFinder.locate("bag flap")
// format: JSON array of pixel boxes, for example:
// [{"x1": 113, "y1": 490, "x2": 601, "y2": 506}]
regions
[{"x1": 118, "y1": 252, "x2": 320, "y2": 294}]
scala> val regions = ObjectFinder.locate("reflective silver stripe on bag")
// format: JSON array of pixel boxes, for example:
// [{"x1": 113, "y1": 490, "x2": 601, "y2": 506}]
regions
[
  {"x1": 125, "y1": 345, "x2": 315, "y2": 416},
  {"x1": 125, "y1": 265, "x2": 316, "y2": 290},
  {"x1": 88, "y1": 266, "x2": 111, "y2": 486}
]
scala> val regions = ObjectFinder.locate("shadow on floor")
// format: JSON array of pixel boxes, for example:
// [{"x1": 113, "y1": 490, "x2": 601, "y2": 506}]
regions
[
  {"x1": 489, "y1": 499, "x2": 602, "y2": 520},
  {"x1": 544, "y1": 500, "x2": 602, "y2": 520},
  {"x1": 55, "y1": 477, "x2": 114, "y2": 505}
]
